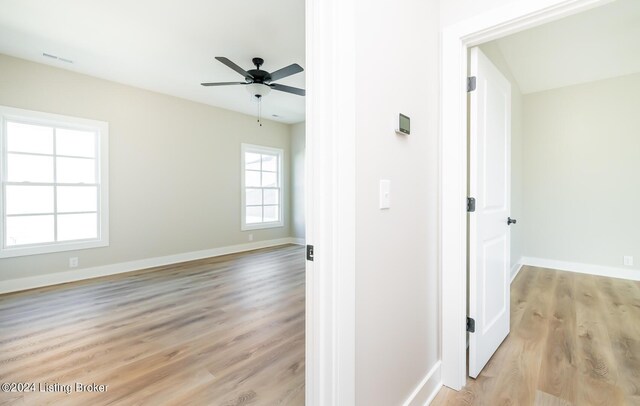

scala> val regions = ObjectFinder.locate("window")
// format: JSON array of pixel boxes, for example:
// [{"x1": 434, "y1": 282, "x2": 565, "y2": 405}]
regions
[
  {"x1": 241, "y1": 144, "x2": 283, "y2": 230},
  {"x1": 0, "y1": 105, "x2": 109, "y2": 258}
]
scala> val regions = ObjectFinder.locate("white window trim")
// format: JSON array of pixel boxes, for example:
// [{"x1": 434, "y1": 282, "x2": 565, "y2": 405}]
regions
[
  {"x1": 0, "y1": 105, "x2": 109, "y2": 258},
  {"x1": 240, "y1": 143, "x2": 284, "y2": 231}
]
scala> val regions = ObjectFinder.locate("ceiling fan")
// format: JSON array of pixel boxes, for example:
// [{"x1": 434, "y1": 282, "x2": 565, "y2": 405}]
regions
[{"x1": 201, "y1": 57, "x2": 305, "y2": 98}]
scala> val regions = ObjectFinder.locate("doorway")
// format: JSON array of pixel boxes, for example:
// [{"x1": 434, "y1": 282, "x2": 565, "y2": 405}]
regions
[{"x1": 440, "y1": 0, "x2": 614, "y2": 391}]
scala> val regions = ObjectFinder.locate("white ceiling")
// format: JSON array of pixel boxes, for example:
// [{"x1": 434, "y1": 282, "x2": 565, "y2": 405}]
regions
[
  {"x1": 0, "y1": 0, "x2": 305, "y2": 123},
  {"x1": 492, "y1": 0, "x2": 640, "y2": 94}
]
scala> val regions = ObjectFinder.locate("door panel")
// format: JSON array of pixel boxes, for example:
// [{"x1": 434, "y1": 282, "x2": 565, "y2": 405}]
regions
[
  {"x1": 469, "y1": 46, "x2": 512, "y2": 379},
  {"x1": 482, "y1": 235, "x2": 507, "y2": 334}
]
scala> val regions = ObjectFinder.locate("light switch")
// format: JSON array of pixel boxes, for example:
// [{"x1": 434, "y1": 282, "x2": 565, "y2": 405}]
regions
[{"x1": 379, "y1": 179, "x2": 390, "y2": 209}]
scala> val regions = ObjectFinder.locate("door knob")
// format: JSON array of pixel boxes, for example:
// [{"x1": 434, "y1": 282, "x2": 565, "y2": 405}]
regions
[{"x1": 507, "y1": 217, "x2": 517, "y2": 225}]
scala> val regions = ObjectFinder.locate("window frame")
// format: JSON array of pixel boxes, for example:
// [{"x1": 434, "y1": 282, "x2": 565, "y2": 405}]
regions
[
  {"x1": 240, "y1": 143, "x2": 284, "y2": 231},
  {"x1": 0, "y1": 105, "x2": 109, "y2": 258}
]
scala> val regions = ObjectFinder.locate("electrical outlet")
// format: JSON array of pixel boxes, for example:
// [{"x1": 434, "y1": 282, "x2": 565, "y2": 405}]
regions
[
  {"x1": 69, "y1": 257, "x2": 79, "y2": 268},
  {"x1": 248, "y1": 233, "x2": 253, "y2": 242},
  {"x1": 624, "y1": 256, "x2": 634, "y2": 266}
]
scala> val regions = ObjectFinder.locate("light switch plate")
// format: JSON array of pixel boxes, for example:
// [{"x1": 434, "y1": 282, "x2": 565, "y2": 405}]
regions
[
  {"x1": 624, "y1": 256, "x2": 634, "y2": 266},
  {"x1": 379, "y1": 179, "x2": 390, "y2": 209}
]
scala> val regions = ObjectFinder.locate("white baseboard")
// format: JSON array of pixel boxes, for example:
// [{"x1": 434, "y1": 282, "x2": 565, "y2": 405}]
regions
[
  {"x1": 402, "y1": 361, "x2": 442, "y2": 406},
  {"x1": 291, "y1": 237, "x2": 305, "y2": 245},
  {"x1": 0, "y1": 237, "x2": 300, "y2": 295},
  {"x1": 510, "y1": 259, "x2": 524, "y2": 284},
  {"x1": 521, "y1": 256, "x2": 640, "y2": 281}
]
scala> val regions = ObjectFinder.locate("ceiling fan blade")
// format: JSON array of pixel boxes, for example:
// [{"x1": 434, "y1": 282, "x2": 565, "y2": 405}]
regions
[
  {"x1": 215, "y1": 57, "x2": 254, "y2": 79},
  {"x1": 269, "y1": 63, "x2": 304, "y2": 82},
  {"x1": 200, "y1": 81, "x2": 247, "y2": 86},
  {"x1": 271, "y1": 83, "x2": 306, "y2": 96}
]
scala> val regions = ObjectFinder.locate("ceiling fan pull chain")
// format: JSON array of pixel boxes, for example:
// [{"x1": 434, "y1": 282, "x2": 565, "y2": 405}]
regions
[{"x1": 257, "y1": 95, "x2": 263, "y2": 127}]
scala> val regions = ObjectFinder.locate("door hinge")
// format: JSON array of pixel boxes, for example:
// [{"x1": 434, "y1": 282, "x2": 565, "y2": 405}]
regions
[
  {"x1": 467, "y1": 76, "x2": 477, "y2": 92},
  {"x1": 467, "y1": 197, "x2": 476, "y2": 212},
  {"x1": 306, "y1": 245, "x2": 314, "y2": 261},
  {"x1": 466, "y1": 317, "x2": 475, "y2": 333}
]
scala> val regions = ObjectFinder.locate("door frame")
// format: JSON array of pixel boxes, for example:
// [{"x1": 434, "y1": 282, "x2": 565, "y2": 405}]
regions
[
  {"x1": 305, "y1": 0, "x2": 356, "y2": 404},
  {"x1": 440, "y1": 0, "x2": 613, "y2": 390}
]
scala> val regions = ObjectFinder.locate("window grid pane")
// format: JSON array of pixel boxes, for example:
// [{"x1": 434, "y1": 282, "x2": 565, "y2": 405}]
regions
[
  {"x1": 6, "y1": 185, "x2": 54, "y2": 215},
  {"x1": 6, "y1": 121, "x2": 53, "y2": 154},
  {"x1": 7, "y1": 153, "x2": 54, "y2": 183},
  {"x1": 246, "y1": 206, "x2": 263, "y2": 224},
  {"x1": 6, "y1": 215, "x2": 55, "y2": 246},
  {"x1": 57, "y1": 213, "x2": 98, "y2": 241},
  {"x1": 56, "y1": 128, "x2": 96, "y2": 158},
  {"x1": 57, "y1": 186, "x2": 98, "y2": 213},
  {"x1": 263, "y1": 205, "x2": 279, "y2": 222},
  {"x1": 263, "y1": 188, "x2": 279, "y2": 205},
  {"x1": 3, "y1": 122, "x2": 101, "y2": 248}
]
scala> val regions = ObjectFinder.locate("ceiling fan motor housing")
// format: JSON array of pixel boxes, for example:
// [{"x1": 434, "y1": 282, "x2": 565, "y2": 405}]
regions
[
  {"x1": 246, "y1": 57, "x2": 271, "y2": 83},
  {"x1": 247, "y1": 69, "x2": 271, "y2": 84}
]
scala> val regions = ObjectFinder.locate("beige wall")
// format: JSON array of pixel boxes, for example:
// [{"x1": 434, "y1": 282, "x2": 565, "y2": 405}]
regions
[
  {"x1": 290, "y1": 122, "x2": 305, "y2": 240},
  {"x1": 479, "y1": 42, "x2": 525, "y2": 276},
  {"x1": 522, "y1": 72, "x2": 640, "y2": 271},
  {"x1": 354, "y1": 0, "x2": 440, "y2": 403},
  {"x1": 0, "y1": 54, "x2": 293, "y2": 281}
]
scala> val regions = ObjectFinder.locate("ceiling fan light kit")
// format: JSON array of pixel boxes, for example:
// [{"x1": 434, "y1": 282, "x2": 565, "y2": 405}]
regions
[
  {"x1": 201, "y1": 56, "x2": 305, "y2": 126},
  {"x1": 246, "y1": 82, "x2": 271, "y2": 98}
]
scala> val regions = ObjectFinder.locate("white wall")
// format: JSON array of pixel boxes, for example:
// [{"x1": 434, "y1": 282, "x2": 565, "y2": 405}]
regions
[
  {"x1": 0, "y1": 54, "x2": 293, "y2": 282},
  {"x1": 522, "y1": 72, "x2": 640, "y2": 272},
  {"x1": 479, "y1": 42, "x2": 524, "y2": 277},
  {"x1": 290, "y1": 122, "x2": 305, "y2": 240},
  {"x1": 354, "y1": 0, "x2": 440, "y2": 404},
  {"x1": 440, "y1": 0, "x2": 518, "y2": 27}
]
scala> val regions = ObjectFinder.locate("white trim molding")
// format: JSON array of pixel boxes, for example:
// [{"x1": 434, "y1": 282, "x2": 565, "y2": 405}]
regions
[
  {"x1": 440, "y1": 0, "x2": 614, "y2": 391},
  {"x1": 0, "y1": 238, "x2": 299, "y2": 295},
  {"x1": 291, "y1": 237, "x2": 305, "y2": 245},
  {"x1": 305, "y1": 0, "x2": 356, "y2": 403},
  {"x1": 521, "y1": 257, "x2": 640, "y2": 281},
  {"x1": 510, "y1": 259, "x2": 524, "y2": 283},
  {"x1": 402, "y1": 361, "x2": 442, "y2": 406}
]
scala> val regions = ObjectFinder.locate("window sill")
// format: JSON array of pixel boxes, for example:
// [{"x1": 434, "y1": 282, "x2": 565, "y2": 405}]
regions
[
  {"x1": 241, "y1": 222, "x2": 284, "y2": 231},
  {"x1": 0, "y1": 239, "x2": 109, "y2": 259}
]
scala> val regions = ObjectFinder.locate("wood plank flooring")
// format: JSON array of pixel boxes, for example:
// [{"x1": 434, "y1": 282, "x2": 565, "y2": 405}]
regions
[
  {"x1": 0, "y1": 244, "x2": 305, "y2": 406},
  {"x1": 432, "y1": 266, "x2": 640, "y2": 406}
]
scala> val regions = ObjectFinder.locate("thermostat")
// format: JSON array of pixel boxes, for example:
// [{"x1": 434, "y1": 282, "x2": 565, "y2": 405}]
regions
[{"x1": 396, "y1": 113, "x2": 410, "y2": 135}]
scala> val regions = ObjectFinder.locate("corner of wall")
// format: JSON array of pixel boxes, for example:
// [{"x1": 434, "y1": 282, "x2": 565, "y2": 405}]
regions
[{"x1": 510, "y1": 257, "x2": 523, "y2": 284}]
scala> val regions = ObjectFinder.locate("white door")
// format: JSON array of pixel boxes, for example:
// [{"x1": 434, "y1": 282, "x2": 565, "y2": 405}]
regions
[{"x1": 468, "y1": 47, "x2": 512, "y2": 378}]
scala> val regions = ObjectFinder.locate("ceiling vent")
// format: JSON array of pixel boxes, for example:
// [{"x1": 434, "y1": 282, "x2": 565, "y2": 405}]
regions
[{"x1": 42, "y1": 52, "x2": 73, "y2": 63}]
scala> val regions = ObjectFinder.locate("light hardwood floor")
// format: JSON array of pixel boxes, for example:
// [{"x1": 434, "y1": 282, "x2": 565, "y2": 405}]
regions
[
  {"x1": 0, "y1": 245, "x2": 305, "y2": 406},
  {"x1": 432, "y1": 266, "x2": 640, "y2": 406}
]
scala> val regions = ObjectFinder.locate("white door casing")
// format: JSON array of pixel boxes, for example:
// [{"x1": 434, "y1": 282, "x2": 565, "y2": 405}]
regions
[
  {"x1": 305, "y1": 0, "x2": 356, "y2": 403},
  {"x1": 468, "y1": 47, "x2": 511, "y2": 378}
]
